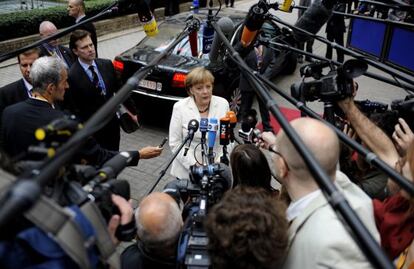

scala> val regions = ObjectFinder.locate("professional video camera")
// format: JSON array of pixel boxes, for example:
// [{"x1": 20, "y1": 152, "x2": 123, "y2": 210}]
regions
[
  {"x1": 291, "y1": 59, "x2": 368, "y2": 102},
  {"x1": 391, "y1": 94, "x2": 414, "y2": 130},
  {"x1": 164, "y1": 163, "x2": 231, "y2": 269}
]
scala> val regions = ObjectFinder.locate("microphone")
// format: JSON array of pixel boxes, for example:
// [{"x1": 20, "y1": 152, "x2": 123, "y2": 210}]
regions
[
  {"x1": 226, "y1": 111, "x2": 237, "y2": 142},
  {"x1": 184, "y1": 119, "x2": 199, "y2": 156},
  {"x1": 199, "y1": 118, "x2": 209, "y2": 141},
  {"x1": 240, "y1": 3, "x2": 267, "y2": 47},
  {"x1": 83, "y1": 151, "x2": 139, "y2": 192},
  {"x1": 207, "y1": 118, "x2": 218, "y2": 163},
  {"x1": 186, "y1": 15, "x2": 200, "y2": 57},
  {"x1": 219, "y1": 117, "x2": 230, "y2": 146},
  {"x1": 202, "y1": 21, "x2": 215, "y2": 54},
  {"x1": 293, "y1": 0, "x2": 336, "y2": 43},
  {"x1": 238, "y1": 109, "x2": 259, "y2": 143},
  {"x1": 209, "y1": 17, "x2": 235, "y2": 66},
  {"x1": 137, "y1": 0, "x2": 159, "y2": 37},
  {"x1": 35, "y1": 116, "x2": 82, "y2": 143},
  {"x1": 279, "y1": 0, "x2": 293, "y2": 12}
]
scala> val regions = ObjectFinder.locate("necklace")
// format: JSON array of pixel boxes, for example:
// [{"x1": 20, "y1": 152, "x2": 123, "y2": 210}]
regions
[{"x1": 198, "y1": 106, "x2": 209, "y2": 113}]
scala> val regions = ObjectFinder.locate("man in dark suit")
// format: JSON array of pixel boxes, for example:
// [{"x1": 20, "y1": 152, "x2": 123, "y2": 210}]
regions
[
  {"x1": 1, "y1": 56, "x2": 68, "y2": 158},
  {"x1": 65, "y1": 30, "x2": 137, "y2": 151},
  {"x1": 1, "y1": 56, "x2": 161, "y2": 164},
  {"x1": 67, "y1": 0, "x2": 98, "y2": 56},
  {"x1": 39, "y1": 21, "x2": 75, "y2": 68},
  {"x1": 0, "y1": 48, "x2": 40, "y2": 129}
]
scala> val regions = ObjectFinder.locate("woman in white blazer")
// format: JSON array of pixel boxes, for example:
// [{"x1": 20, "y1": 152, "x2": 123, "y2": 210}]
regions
[{"x1": 169, "y1": 67, "x2": 231, "y2": 180}]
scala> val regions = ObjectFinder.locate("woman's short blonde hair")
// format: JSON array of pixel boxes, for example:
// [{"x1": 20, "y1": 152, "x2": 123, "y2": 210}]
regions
[{"x1": 185, "y1": 67, "x2": 215, "y2": 94}]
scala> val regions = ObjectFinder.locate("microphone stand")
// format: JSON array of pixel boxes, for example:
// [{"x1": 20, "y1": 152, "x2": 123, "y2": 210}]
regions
[
  {"x1": 268, "y1": 14, "x2": 414, "y2": 87},
  {"x1": 220, "y1": 146, "x2": 229, "y2": 165},
  {"x1": 147, "y1": 134, "x2": 193, "y2": 195},
  {"x1": 212, "y1": 20, "x2": 395, "y2": 269},
  {"x1": 0, "y1": 20, "x2": 198, "y2": 229},
  {"x1": 0, "y1": 2, "x2": 118, "y2": 62}
]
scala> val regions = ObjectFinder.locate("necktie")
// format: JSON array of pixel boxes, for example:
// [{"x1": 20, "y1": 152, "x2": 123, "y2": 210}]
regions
[
  {"x1": 88, "y1": 65, "x2": 105, "y2": 95},
  {"x1": 89, "y1": 65, "x2": 100, "y2": 89}
]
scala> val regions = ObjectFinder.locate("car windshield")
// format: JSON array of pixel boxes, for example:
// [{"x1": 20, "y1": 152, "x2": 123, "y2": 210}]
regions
[{"x1": 137, "y1": 23, "x2": 208, "y2": 59}]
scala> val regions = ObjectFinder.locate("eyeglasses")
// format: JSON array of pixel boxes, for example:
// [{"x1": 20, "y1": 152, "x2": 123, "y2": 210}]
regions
[{"x1": 268, "y1": 145, "x2": 290, "y2": 171}]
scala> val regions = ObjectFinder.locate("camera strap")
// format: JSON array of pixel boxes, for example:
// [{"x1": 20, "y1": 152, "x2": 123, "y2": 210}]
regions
[{"x1": 24, "y1": 195, "x2": 93, "y2": 269}]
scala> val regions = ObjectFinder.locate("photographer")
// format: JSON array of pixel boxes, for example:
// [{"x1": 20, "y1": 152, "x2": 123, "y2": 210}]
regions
[
  {"x1": 121, "y1": 192, "x2": 183, "y2": 269},
  {"x1": 0, "y1": 56, "x2": 162, "y2": 166},
  {"x1": 336, "y1": 89, "x2": 401, "y2": 195},
  {"x1": 0, "y1": 191, "x2": 134, "y2": 268}
]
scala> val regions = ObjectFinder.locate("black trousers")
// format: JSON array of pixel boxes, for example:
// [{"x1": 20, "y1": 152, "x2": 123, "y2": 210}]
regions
[
  {"x1": 239, "y1": 91, "x2": 273, "y2": 132},
  {"x1": 326, "y1": 30, "x2": 345, "y2": 63},
  {"x1": 297, "y1": 38, "x2": 314, "y2": 60}
]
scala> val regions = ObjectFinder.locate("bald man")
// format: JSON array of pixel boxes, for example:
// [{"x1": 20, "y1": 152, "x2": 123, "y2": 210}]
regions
[
  {"x1": 121, "y1": 192, "x2": 182, "y2": 269},
  {"x1": 39, "y1": 21, "x2": 75, "y2": 68},
  {"x1": 261, "y1": 118, "x2": 380, "y2": 269}
]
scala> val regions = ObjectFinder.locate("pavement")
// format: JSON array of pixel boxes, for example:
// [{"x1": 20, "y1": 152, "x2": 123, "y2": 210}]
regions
[{"x1": 0, "y1": 0, "x2": 412, "y2": 205}]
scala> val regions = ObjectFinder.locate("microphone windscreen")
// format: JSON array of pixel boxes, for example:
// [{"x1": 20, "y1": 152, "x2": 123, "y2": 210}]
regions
[
  {"x1": 293, "y1": 0, "x2": 333, "y2": 43},
  {"x1": 209, "y1": 17, "x2": 235, "y2": 63},
  {"x1": 108, "y1": 179, "x2": 130, "y2": 201},
  {"x1": 241, "y1": 122, "x2": 251, "y2": 132}
]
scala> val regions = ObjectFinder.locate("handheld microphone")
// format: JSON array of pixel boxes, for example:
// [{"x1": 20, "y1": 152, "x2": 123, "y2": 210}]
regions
[
  {"x1": 219, "y1": 117, "x2": 230, "y2": 146},
  {"x1": 240, "y1": 3, "x2": 267, "y2": 47},
  {"x1": 202, "y1": 21, "x2": 215, "y2": 54},
  {"x1": 209, "y1": 17, "x2": 235, "y2": 66},
  {"x1": 184, "y1": 119, "x2": 199, "y2": 156},
  {"x1": 35, "y1": 116, "x2": 82, "y2": 143},
  {"x1": 279, "y1": 0, "x2": 294, "y2": 12},
  {"x1": 83, "y1": 151, "x2": 139, "y2": 192},
  {"x1": 199, "y1": 118, "x2": 209, "y2": 140},
  {"x1": 137, "y1": 0, "x2": 159, "y2": 37},
  {"x1": 207, "y1": 118, "x2": 218, "y2": 163},
  {"x1": 293, "y1": 0, "x2": 335, "y2": 43},
  {"x1": 186, "y1": 16, "x2": 200, "y2": 57},
  {"x1": 226, "y1": 111, "x2": 237, "y2": 142}
]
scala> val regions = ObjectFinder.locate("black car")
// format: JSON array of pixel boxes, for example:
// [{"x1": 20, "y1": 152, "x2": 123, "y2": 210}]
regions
[{"x1": 113, "y1": 8, "x2": 296, "y2": 118}]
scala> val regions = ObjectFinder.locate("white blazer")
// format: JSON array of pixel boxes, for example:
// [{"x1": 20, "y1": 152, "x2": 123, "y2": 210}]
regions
[{"x1": 169, "y1": 96, "x2": 231, "y2": 179}]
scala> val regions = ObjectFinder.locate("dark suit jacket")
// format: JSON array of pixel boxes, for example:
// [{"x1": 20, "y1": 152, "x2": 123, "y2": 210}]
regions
[
  {"x1": 0, "y1": 79, "x2": 29, "y2": 128},
  {"x1": 64, "y1": 58, "x2": 121, "y2": 151},
  {"x1": 0, "y1": 98, "x2": 121, "y2": 166},
  {"x1": 78, "y1": 16, "x2": 98, "y2": 56},
  {"x1": 1, "y1": 99, "x2": 64, "y2": 158},
  {"x1": 39, "y1": 44, "x2": 76, "y2": 67}
]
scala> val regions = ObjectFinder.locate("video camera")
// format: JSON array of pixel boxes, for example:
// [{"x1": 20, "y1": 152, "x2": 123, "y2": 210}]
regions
[
  {"x1": 291, "y1": 59, "x2": 368, "y2": 102},
  {"x1": 164, "y1": 162, "x2": 231, "y2": 269}
]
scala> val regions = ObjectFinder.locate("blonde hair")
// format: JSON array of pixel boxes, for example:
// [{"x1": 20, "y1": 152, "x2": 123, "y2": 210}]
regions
[{"x1": 185, "y1": 67, "x2": 214, "y2": 94}]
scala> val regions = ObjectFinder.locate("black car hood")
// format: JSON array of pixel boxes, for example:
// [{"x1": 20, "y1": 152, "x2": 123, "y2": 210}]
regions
[{"x1": 121, "y1": 48, "x2": 209, "y2": 72}]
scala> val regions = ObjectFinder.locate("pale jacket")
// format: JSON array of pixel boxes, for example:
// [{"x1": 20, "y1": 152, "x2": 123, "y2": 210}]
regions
[{"x1": 283, "y1": 171, "x2": 380, "y2": 269}]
